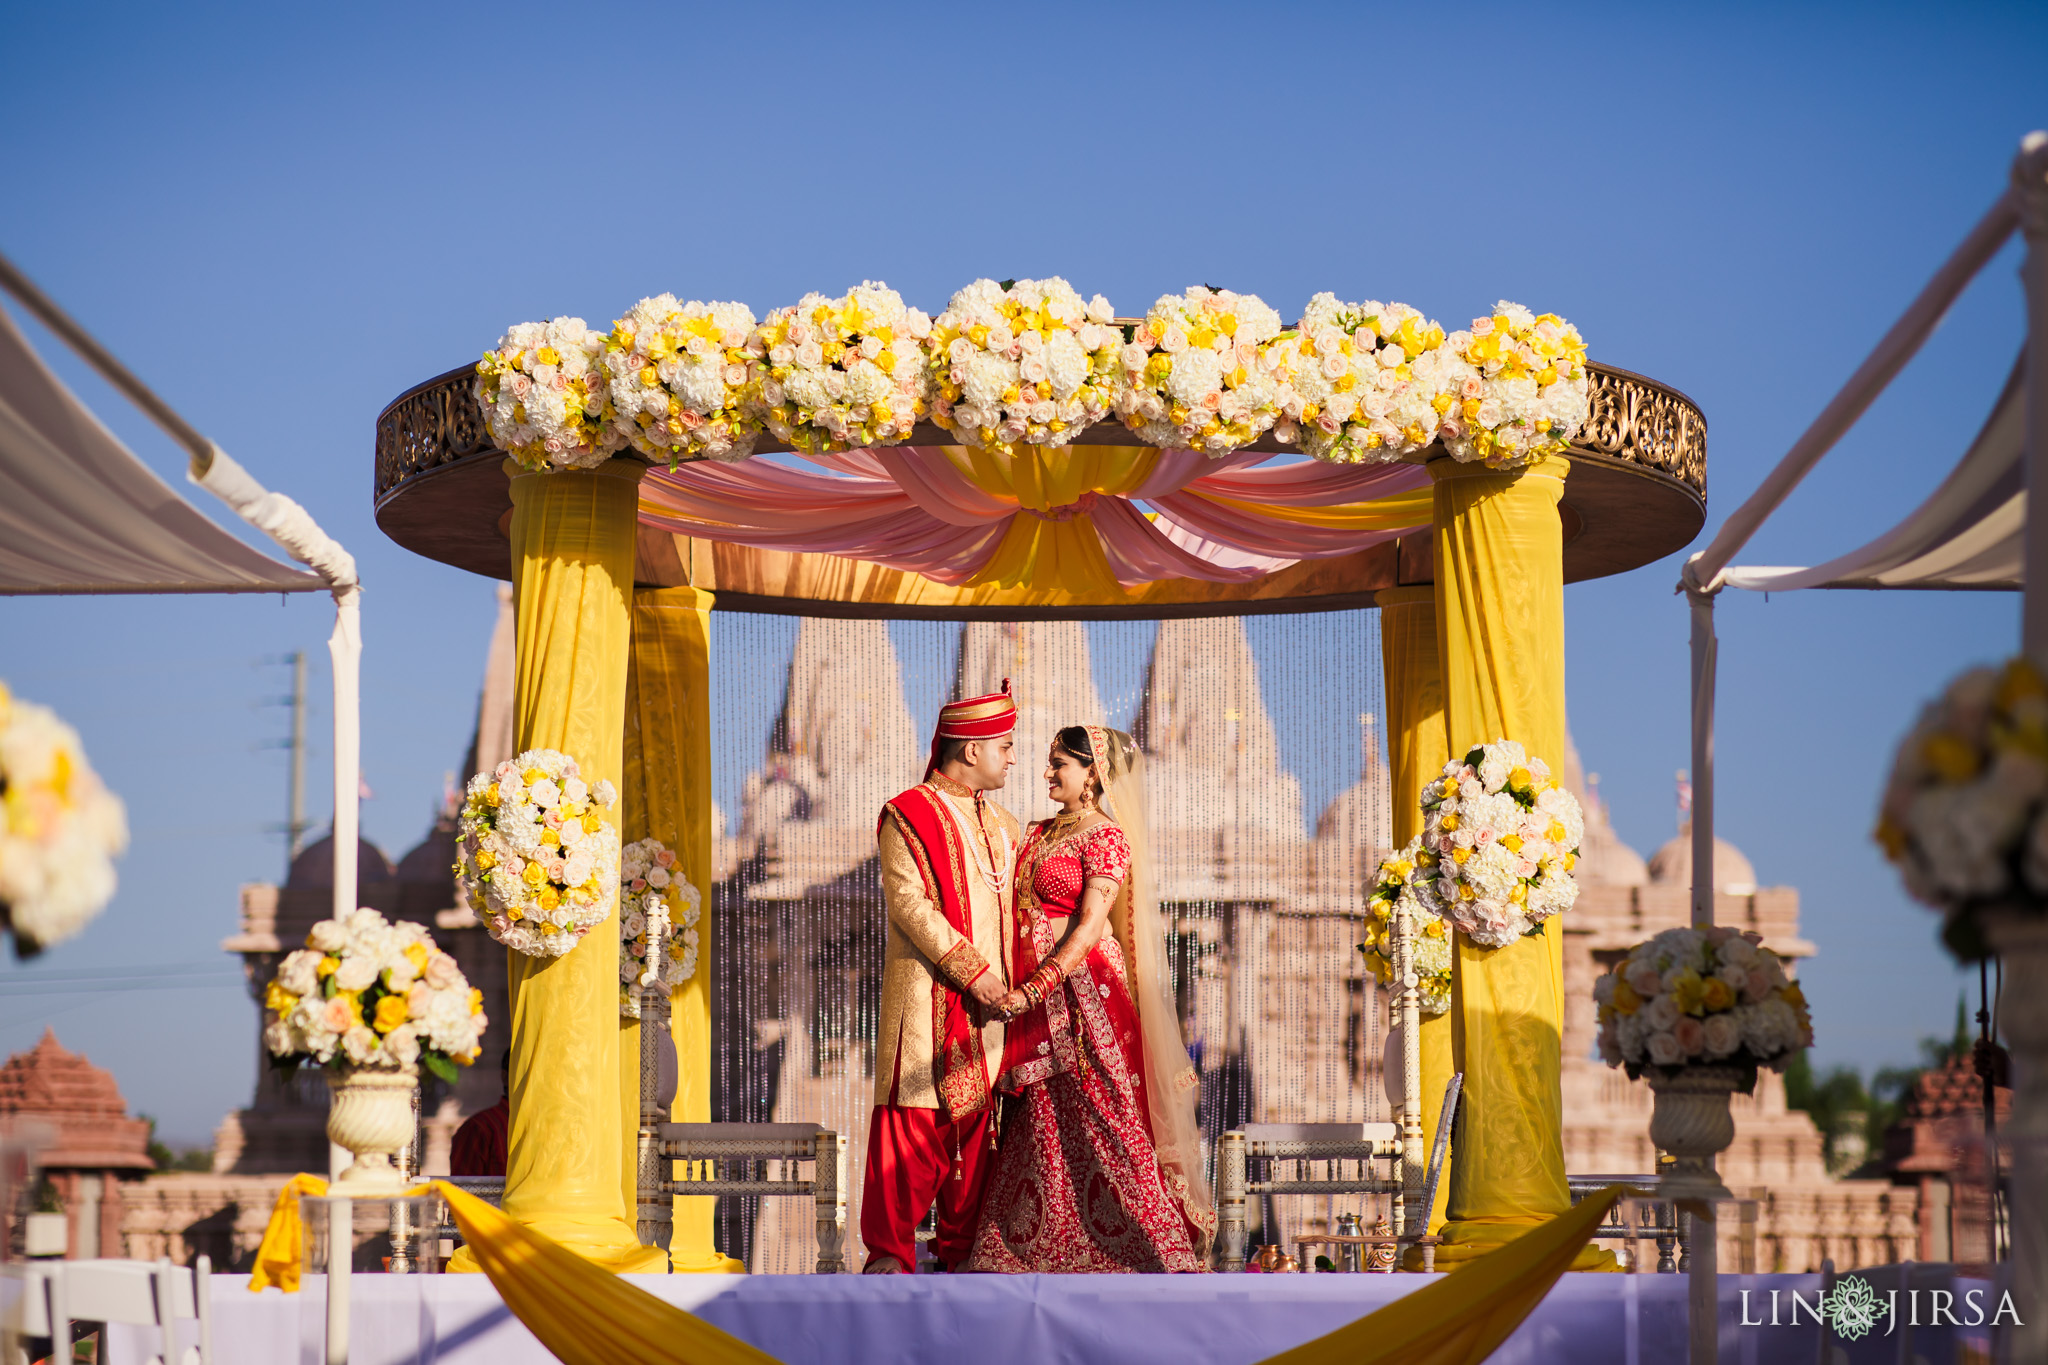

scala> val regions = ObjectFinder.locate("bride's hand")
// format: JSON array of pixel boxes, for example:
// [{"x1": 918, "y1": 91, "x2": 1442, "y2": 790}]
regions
[{"x1": 993, "y1": 989, "x2": 1029, "y2": 1020}]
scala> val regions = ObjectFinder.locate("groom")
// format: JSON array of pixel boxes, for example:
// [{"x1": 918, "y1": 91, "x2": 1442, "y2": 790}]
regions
[{"x1": 860, "y1": 682, "x2": 1019, "y2": 1273}]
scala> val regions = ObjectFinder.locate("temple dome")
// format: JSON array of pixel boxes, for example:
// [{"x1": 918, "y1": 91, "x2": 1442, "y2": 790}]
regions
[
  {"x1": 1646, "y1": 823, "x2": 1758, "y2": 895},
  {"x1": 395, "y1": 815, "x2": 457, "y2": 884},
  {"x1": 0, "y1": 1030, "x2": 152, "y2": 1170},
  {"x1": 286, "y1": 832, "x2": 395, "y2": 888}
]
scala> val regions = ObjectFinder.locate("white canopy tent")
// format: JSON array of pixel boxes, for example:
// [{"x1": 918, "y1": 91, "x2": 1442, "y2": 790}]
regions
[
  {"x1": 0, "y1": 252, "x2": 363, "y2": 939},
  {"x1": 1674, "y1": 133, "x2": 2048, "y2": 1365}
]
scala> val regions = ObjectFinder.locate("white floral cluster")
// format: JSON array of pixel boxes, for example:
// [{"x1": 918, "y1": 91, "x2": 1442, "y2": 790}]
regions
[
  {"x1": 1359, "y1": 837, "x2": 1452, "y2": 1015},
  {"x1": 1417, "y1": 741, "x2": 1583, "y2": 948},
  {"x1": 474, "y1": 318, "x2": 627, "y2": 472},
  {"x1": 926, "y1": 279, "x2": 1120, "y2": 452},
  {"x1": 0, "y1": 685, "x2": 127, "y2": 956},
  {"x1": 1877, "y1": 658, "x2": 2048, "y2": 948},
  {"x1": 618, "y1": 837, "x2": 701, "y2": 1019},
  {"x1": 602, "y1": 296, "x2": 764, "y2": 464},
  {"x1": 1265, "y1": 295, "x2": 1453, "y2": 463},
  {"x1": 1113, "y1": 287, "x2": 1288, "y2": 454},
  {"x1": 1594, "y1": 926, "x2": 1811, "y2": 1078},
  {"x1": 755, "y1": 282, "x2": 932, "y2": 454},
  {"x1": 455, "y1": 749, "x2": 620, "y2": 959},
  {"x1": 1434, "y1": 302, "x2": 1591, "y2": 467},
  {"x1": 262, "y1": 908, "x2": 486, "y2": 1077}
]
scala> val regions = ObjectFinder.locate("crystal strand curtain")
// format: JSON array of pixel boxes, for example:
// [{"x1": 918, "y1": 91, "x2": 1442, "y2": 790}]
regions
[{"x1": 708, "y1": 608, "x2": 1389, "y2": 1268}]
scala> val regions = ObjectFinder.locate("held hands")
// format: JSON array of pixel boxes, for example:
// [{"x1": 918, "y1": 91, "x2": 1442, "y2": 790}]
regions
[
  {"x1": 992, "y1": 990, "x2": 1029, "y2": 1021},
  {"x1": 968, "y1": 971, "x2": 1009, "y2": 1010}
]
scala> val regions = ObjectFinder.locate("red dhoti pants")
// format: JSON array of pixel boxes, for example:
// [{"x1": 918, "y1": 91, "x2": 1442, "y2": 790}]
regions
[{"x1": 860, "y1": 1103, "x2": 992, "y2": 1271}]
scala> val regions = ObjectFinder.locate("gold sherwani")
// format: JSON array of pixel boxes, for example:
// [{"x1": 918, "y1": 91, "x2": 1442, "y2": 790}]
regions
[{"x1": 873, "y1": 779, "x2": 1016, "y2": 1110}]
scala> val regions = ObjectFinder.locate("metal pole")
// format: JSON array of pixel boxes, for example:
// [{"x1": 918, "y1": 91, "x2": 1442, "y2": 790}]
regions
[
  {"x1": 1686, "y1": 582, "x2": 1718, "y2": 930},
  {"x1": 288, "y1": 651, "x2": 307, "y2": 872},
  {"x1": 2020, "y1": 132, "x2": 2048, "y2": 660}
]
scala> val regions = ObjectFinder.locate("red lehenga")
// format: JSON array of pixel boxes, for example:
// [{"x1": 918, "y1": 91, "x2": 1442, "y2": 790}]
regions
[{"x1": 964, "y1": 819, "x2": 1206, "y2": 1273}]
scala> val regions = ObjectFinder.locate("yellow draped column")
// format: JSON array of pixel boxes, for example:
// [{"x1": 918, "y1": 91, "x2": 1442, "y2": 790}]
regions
[
  {"x1": 470, "y1": 458, "x2": 666, "y2": 1274},
  {"x1": 1375, "y1": 585, "x2": 1454, "y2": 1236},
  {"x1": 1428, "y1": 455, "x2": 1610, "y2": 1270},
  {"x1": 622, "y1": 585, "x2": 746, "y2": 1272}
]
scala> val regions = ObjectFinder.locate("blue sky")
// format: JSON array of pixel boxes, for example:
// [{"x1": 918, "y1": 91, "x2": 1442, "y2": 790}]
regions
[{"x1": 1, "y1": 2, "x2": 2043, "y2": 1142}]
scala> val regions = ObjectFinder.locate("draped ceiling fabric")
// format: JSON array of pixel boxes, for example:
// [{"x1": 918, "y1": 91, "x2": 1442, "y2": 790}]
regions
[
  {"x1": 0, "y1": 304, "x2": 324, "y2": 595},
  {"x1": 1721, "y1": 357, "x2": 2025, "y2": 594},
  {"x1": 638, "y1": 445, "x2": 1434, "y2": 598}
]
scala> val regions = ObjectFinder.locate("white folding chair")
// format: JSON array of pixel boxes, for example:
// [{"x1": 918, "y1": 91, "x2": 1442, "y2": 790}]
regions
[{"x1": 47, "y1": 1256, "x2": 211, "y2": 1365}]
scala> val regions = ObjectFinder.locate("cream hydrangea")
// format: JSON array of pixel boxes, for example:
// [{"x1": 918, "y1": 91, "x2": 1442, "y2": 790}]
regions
[
  {"x1": 1112, "y1": 287, "x2": 1288, "y2": 454},
  {"x1": 1417, "y1": 740, "x2": 1583, "y2": 947},
  {"x1": 1359, "y1": 838, "x2": 1452, "y2": 1014},
  {"x1": 602, "y1": 296, "x2": 765, "y2": 464},
  {"x1": 754, "y1": 282, "x2": 932, "y2": 453},
  {"x1": 1594, "y1": 924, "x2": 1811, "y2": 1082},
  {"x1": 456, "y1": 748, "x2": 619, "y2": 959},
  {"x1": 618, "y1": 836, "x2": 701, "y2": 1018},
  {"x1": 0, "y1": 684, "x2": 128, "y2": 956},
  {"x1": 1265, "y1": 295, "x2": 1450, "y2": 463},
  {"x1": 474, "y1": 318, "x2": 627, "y2": 472},
  {"x1": 926, "y1": 278, "x2": 1120, "y2": 452},
  {"x1": 261, "y1": 908, "x2": 486, "y2": 1079},
  {"x1": 1434, "y1": 302, "x2": 1591, "y2": 467}
]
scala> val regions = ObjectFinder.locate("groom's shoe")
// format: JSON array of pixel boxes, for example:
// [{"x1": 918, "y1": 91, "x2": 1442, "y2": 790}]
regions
[{"x1": 862, "y1": 1254, "x2": 907, "y2": 1275}]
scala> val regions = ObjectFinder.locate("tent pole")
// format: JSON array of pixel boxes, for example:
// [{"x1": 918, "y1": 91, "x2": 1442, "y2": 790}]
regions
[
  {"x1": 2019, "y1": 132, "x2": 2048, "y2": 658},
  {"x1": 1685, "y1": 575, "x2": 1717, "y2": 930}
]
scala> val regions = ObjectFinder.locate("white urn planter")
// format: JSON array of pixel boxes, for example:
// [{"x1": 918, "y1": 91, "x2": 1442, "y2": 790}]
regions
[
  {"x1": 1647, "y1": 1065, "x2": 1741, "y2": 1205},
  {"x1": 326, "y1": 1065, "x2": 418, "y2": 1194}
]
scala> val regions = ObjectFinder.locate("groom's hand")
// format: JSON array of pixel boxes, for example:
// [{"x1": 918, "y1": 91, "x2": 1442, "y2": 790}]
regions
[{"x1": 967, "y1": 971, "x2": 1007, "y2": 1010}]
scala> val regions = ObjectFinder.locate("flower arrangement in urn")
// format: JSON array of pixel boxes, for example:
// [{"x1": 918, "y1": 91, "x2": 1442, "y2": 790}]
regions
[
  {"x1": 1416, "y1": 741, "x2": 1583, "y2": 947},
  {"x1": 1875, "y1": 656, "x2": 2048, "y2": 959},
  {"x1": 618, "y1": 836, "x2": 701, "y2": 1019},
  {"x1": 1594, "y1": 925, "x2": 1811, "y2": 1091},
  {"x1": 0, "y1": 683, "x2": 128, "y2": 957},
  {"x1": 455, "y1": 749, "x2": 620, "y2": 959},
  {"x1": 1359, "y1": 838, "x2": 1452, "y2": 1015},
  {"x1": 754, "y1": 282, "x2": 932, "y2": 454},
  {"x1": 261, "y1": 907, "x2": 486, "y2": 1191}
]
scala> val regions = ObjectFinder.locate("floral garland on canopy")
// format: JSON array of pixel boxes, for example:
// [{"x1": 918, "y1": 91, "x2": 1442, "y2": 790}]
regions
[
  {"x1": 1594, "y1": 925, "x2": 1811, "y2": 1090},
  {"x1": 1876, "y1": 656, "x2": 2048, "y2": 958},
  {"x1": 0, "y1": 682, "x2": 127, "y2": 958},
  {"x1": 1359, "y1": 837, "x2": 1452, "y2": 1014},
  {"x1": 455, "y1": 749, "x2": 620, "y2": 958},
  {"x1": 1417, "y1": 740, "x2": 1583, "y2": 947},
  {"x1": 618, "y1": 836, "x2": 701, "y2": 1019},
  {"x1": 261, "y1": 908, "x2": 486, "y2": 1080},
  {"x1": 478, "y1": 284, "x2": 1589, "y2": 473}
]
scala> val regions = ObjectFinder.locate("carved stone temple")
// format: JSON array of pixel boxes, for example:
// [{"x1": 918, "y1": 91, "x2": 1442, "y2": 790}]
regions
[{"x1": 142, "y1": 594, "x2": 1915, "y2": 1271}]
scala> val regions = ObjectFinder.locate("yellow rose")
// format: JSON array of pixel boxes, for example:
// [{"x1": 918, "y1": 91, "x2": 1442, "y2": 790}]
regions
[
  {"x1": 337, "y1": 991, "x2": 364, "y2": 1028},
  {"x1": 404, "y1": 942, "x2": 430, "y2": 975},
  {"x1": 1438, "y1": 812, "x2": 1459, "y2": 832},
  {"x1": 470, "y1": 989, "x2": 485, "y2": 1016},
  {"x1": 1611, "y1": 977, "x2": 1640, "y2": 1015},
  {"x1": 1922, "y1": 732, "x2": 1981, "y2": 783},
  {"x1": 1779, "y1": 983, "x2": 1807, "y2": 1010},
  {"x1": 476, "y1": 850, "x2": 497, "y2": 871},
  {"x1": 373, "y1": 994, "x2": 410, "y2": 1034},
  {"x1": 1423, "y1": 920, "x2": 1445, "y2": 939},
  {"x1": 1701, "y1": 978, "x2": 1734, "y2": 1012},
  {"x1": 317, "y1": 956, "x2": 339, "y2": 978},
  {"x1": 1451, "y1": 846, "x2": 1472, "y2": 865},
  {"x1": 522, "y1": 862, "x2": 545, "y2": 886},
  {"x1": 523, "y1": 767, "x2": 545, "y2": 785},
  {"x1": 539, "y1": 887, "x2": 561, "y2": 911},
  {"x1": 485, "y1": 783, "x2": 502, "y2": 807},
  {"x1": 1507, "y1": 766, "x2": 1533, "y2": 791},
  {"x1": 1672, "y1": 969, "x2": 1707, "y2": 1016},
  {"x1": 264, "y1": 981, "x2": 298, "y2": 1016},
  {"x1": 583, "y1": 813, "x2": 603, "y2": 833}
]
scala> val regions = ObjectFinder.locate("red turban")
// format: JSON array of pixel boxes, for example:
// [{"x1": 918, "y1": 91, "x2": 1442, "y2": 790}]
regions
[{"x1": 924, "y1": 679, "x2": 1017, "y2": 778}]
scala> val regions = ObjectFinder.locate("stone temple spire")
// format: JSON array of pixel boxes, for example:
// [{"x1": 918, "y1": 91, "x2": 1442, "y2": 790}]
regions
[
  {"x1": 954, "y1": 621, "x2": 1106, "y2": 818},
  {"x1": 1309, "y1": 712, "x2": 1392, "y2": 907}
]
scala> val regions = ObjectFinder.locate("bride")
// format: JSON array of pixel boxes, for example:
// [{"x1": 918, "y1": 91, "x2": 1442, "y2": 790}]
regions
[{"x1": 965, "y1": 725, "x2": 1212, "y2": 1272}]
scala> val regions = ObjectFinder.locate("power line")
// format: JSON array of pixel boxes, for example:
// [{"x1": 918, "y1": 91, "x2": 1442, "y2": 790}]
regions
[{"x1": 0, "y1": 977, "x2": 244, "y2": 999}]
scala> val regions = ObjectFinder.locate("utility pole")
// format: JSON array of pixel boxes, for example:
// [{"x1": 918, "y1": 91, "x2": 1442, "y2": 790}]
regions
[{"x1": 287, "y1": 650, "x2": 308, "y2": 873}]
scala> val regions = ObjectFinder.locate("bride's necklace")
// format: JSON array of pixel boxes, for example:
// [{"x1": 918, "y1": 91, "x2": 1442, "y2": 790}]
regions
[{"x1": 1046, "y1": 808, "x2": 1089, "y2": 840}]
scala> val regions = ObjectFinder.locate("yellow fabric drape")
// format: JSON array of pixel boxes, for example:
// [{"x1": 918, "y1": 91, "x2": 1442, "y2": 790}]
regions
[
  {"x1": 249, "y1": 1177, "x2": 781, "y2": 1365},
  {"x1": 464, "y1": 459, "x2": 665, "y2": 1274},
  {"x1": 1376, "y1": 586, "x2": 1453, "y2": 1238},
  {"x1": 247, "y1": 1173, "x2": 330, "y2": 1293},
  {"x1": 957, "y1": 444, "x2": 1159, "y2": 597},
  {"x1": 623, "y1": 586, "x2": 745, "y2": 1273},
  {"x1": 1427, "y1": 456, "x2": 1607, "y2": 1271},
  {"x1": 1252, "y1": 1187, "x2": 1623, "y2": 1365},
  {"x1": 1194, "y1": 487, "x2": 1435, "y2": 531}
]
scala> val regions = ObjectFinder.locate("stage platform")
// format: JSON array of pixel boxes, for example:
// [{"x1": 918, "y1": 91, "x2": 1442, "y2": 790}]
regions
[{"x1": 107, "y1": 1269, "x2": 2000, "y2": 1365}]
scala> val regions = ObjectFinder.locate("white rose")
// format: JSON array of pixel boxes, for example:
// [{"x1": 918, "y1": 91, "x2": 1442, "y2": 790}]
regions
[
  {"x1": 341, "y1": 1026, "x2": 383, "y2": 1067},
  {"x1": 1702, "y1": 1013, "x2": 1743, "y2": 1059},
  {"x1": 382, "y1": 1025, "x2": 422, "y2": 1067},
  {"x1": 263, "y1": 1020, "x2": 298, "y2": 1057},
  {"x1": 308, "y1": 920, "x2": 347, "y2": 953},
  {"x1": 334, "y1": 954, "x2": 379, "y2": 993},
  {"x1": 1646, "y1": 1031, "x2": 1684, "y2": 1067},
  {"x1": 277, "y1": 950, "x2": 323, "y2": 997}
]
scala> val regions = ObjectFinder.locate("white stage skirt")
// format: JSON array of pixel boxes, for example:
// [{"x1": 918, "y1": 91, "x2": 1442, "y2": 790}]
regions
[{"x1": 110, "y1": 1270, "x2": 1995, "y2": 1365}]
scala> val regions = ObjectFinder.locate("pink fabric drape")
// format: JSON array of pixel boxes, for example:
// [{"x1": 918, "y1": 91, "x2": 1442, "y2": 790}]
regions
[{"x1": 636, "y1": 447, "x2": 1429, "y2": 587}]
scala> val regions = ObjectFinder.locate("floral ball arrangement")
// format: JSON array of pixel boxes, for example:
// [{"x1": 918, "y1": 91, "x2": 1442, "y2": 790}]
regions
[
  {"x1": 618, "y1": 837, "x2": 701, "y2": 1019},
  {"x1": 261, "y1": 908, "x2": 486, "y2": 1081},
  {"x1": 1435, "y1": 302, "x2": 1591, "y2": 468},
  {"x1": 475, "y1": 318, "x2": 627, "y2": 472},
  {"x1": 754, "y1": 282, "x2": 932, "y2": 454},
  {"x1": 1875, "y1": 656, "x2": 2048, "y2": 958},
  {"x1": 1418, "y1": 741, "x2": 1583, "y2": 948},
  {"x1": 926, "y1": 278, "x2": 1121, "y2": 452},
  {"x1": 0, "y1": 684, "x2": 128, "y2": 958},
  {"x1": 1594, "y1": 925, "x2": 1811, "y2": 1087},
  {"x1": 1358, "y1": 838, "x2": 1452, "y2": 1014},
  {"x1": 1266, "y1": 295, "x2": 1450, "y2": 464},
  {"x1": 602, "y1": 296, "x2": 764, "y2": 464},
  {"x1": 1113, "y1": 286, "x2": 1288, "y2": 454},
  {"x1": 455, "y1": 749, "x2": 620, "y2": 959}
]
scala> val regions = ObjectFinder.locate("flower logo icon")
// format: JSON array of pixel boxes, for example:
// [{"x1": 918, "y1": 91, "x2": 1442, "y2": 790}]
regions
[{"x1": 1822, "y1": 1275, "x2": 1883, "y2": 1341}]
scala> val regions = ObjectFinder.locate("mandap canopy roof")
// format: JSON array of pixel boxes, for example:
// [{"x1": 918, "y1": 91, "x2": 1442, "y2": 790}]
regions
[{"x1": 376, "y1": 298, "x2": 1705, "y2": 620}]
